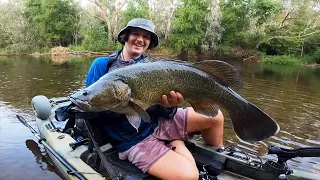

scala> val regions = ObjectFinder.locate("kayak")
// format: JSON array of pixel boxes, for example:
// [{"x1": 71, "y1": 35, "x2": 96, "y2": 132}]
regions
[{"x1": 20, "y1": 95, "x2": 320, "y2": 180}]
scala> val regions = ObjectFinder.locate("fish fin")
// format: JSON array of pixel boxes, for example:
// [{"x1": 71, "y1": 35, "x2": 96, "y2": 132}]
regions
[
  {"x1": 128, "y1": 99, "x2": 150, "y2": 123},
  {"x1": 126, "y1": 113, "x2": 141, "y2": 132},
  {"x1": 189, "y1": 101, "x2": 219, "y2": 117},
  {"x1": 230, "y1": 102, "x2": 280, "y2": 142},
  {"x1": 191, "y1": 60, "x2": 243, "y2": 89},
  {"x1": 113, "y1": 80, "x2": 131, "y2": 101}
]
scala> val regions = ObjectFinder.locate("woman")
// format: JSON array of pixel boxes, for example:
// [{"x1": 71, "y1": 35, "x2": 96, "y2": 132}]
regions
[{"x1": 86, "y1": 18, "x2": 224, "y2": 180}]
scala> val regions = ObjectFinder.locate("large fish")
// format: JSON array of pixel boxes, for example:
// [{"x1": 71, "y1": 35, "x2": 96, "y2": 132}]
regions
[{"x1": 70, "y1": 59, "x2": 280, "y2": 141}]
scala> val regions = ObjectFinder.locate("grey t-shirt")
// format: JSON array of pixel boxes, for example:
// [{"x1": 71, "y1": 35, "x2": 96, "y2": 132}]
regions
[{"x1": 108, "y1": 58, "x2": 136, "y2": 72}]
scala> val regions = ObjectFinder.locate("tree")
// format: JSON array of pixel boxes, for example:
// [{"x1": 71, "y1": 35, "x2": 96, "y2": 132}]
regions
[
  {"x1": 79, "y1": 8, "x2": 109, "y2": 51},
  {"x1": 202, "y1": 0, "x2": 222, "y2": 53},
  {"x1": 122, "y1": 0, "x2": 149, "y2": 26},
  {"x1": 149, "y1": 0, "x2": 181, "y2": 40},
  {"x1": 0, "y1": 0, "x2": 38, "y2": 52},
  {"x1": 23, "y1": 0, "x2": 80, "y2": 47},
  {"x1": 88, "y1": 0, "x2": 128, "y2": 42},
  {"x1": 169, "y1": 0, "x2": 209, "y2": 53},
  {"x1": 257, "y1": 0, "x2": 320, "y2": 55},
  {"x1": 220, "y1": 0, "x2": 254, "y2": 47}
]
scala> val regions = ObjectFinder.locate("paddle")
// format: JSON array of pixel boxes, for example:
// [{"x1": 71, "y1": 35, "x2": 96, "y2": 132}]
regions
[{"x1": 16, "y1": 115, "x2": 87, "y2": 180}]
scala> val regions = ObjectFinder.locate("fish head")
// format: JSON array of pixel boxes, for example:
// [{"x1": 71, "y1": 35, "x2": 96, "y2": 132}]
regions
[{"x1": 70, "y1": 79, "x2": 131, "y2": 112}]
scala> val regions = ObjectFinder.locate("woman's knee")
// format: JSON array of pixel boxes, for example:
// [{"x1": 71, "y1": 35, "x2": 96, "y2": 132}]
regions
[{"x1": 209, "y1": 109, "x2": 224, "y2": 125}]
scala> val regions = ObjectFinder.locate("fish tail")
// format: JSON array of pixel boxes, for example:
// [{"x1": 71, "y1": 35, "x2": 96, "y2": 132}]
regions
[{"x1": 230, "y1": 101, "x2": 280, "y2": 141}]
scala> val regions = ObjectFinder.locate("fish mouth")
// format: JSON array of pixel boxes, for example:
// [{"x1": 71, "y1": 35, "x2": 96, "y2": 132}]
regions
[{"x1": 69, "y1": 97, "x2": 92, "y2": 111}]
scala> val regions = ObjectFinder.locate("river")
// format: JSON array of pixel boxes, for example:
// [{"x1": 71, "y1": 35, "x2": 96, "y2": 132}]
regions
[{"x1": 0, "y1": 55, "x2": 320, "y2": 179}]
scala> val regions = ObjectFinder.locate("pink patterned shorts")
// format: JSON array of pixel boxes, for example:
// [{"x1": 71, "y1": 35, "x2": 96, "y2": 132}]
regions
[{"x1": 118, "y1": 108, "x2": 191, "y2": 172}]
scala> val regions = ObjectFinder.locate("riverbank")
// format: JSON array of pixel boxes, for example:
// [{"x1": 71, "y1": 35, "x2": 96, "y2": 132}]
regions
[
  {"x1": 0, "y1": 46, "x2": 259, "y2": 63},
  {"x1": 3, "y1": 46, "x2": 318, "y2": 66}
]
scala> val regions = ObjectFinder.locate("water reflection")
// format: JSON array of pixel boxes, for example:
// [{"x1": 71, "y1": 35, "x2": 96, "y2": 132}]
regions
[{"x1": 25, "y1": 139, "x2": 62, "y2": 177}]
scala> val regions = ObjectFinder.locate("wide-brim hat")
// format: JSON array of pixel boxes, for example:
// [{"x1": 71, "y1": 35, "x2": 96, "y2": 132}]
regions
[{"x1": 117, "y1": 18, "x2": 159, "y2": 49}]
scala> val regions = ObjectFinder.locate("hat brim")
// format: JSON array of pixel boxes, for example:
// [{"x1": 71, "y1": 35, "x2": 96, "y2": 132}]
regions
[{"x1": 117, "y1": 26, "x2": 159, "y2": 49}]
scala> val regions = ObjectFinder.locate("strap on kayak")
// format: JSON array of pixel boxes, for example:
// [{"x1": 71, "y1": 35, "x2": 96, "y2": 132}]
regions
[{"x1": 83, "y1": 117, "x2": 122, "y2": 180}]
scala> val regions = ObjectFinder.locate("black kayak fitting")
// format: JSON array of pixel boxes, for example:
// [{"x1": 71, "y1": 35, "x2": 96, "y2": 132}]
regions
[{"x1": 268, "y1": 146, "x2": 320, "y2": 164}]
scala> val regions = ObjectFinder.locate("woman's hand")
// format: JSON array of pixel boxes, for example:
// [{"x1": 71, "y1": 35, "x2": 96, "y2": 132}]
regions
[{"x1": 161, "y1": 91, "x2": 184, "y2": 108}]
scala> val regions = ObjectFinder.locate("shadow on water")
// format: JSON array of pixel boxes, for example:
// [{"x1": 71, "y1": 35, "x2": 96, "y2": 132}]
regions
[{"x1": 25, "y1": 139, "x2": 64, "y2": 179}]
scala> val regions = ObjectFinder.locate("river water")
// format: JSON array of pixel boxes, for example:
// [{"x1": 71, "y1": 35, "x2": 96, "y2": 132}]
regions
[{"x1": 0, "y1": 55, "x2": 320, "y2": 179}]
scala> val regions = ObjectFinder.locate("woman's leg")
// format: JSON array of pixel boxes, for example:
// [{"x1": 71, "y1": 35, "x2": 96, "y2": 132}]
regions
[
  {"x1": 147, "y1": 140, "x2": 198, "y2": 180},
  {"x1": 125, "y1": 108, "x2": 223, "y2": 179},
  {"x1": 186, "y1": 107, "x2": 224, "y2": 148}
]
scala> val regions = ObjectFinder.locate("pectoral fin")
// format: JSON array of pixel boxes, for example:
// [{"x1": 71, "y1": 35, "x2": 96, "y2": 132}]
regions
[
  {"x1": 189, "y1": 100, "x2": 220, "y2": 117},
  {"x1": 126, "y1": 114, "x2": 142, "y2": 133},
  {"x1": 128, "y1": 99, "x2": 150, "y2": 123}
]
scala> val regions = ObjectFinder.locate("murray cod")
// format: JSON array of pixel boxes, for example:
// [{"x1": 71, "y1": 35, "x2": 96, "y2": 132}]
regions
[{"x1": 70, "y1": 59, "x2": 280, "y2": 141}]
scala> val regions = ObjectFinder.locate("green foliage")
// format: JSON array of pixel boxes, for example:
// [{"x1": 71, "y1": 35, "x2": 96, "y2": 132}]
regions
[
  {"x1": 68, "y1": 45, "x2": 86, "y2": 52},
  {"x1": 77, "y1": 9, "x2": 109, "y2": 52},
  {"x1": 170, "y1": 0, "x2": 209, "y2": 53},
  {"x1": 5, "y1": 43, "x2": 34, "y2": 53},
  {"x1": 23, "y1": 0, "x2": 80, "y2": 47},
  {"x1": 220, "y1": 0, "x2": 282, "y2": 49},
  {"x1": 302, "y1": 47, "x2": 320, "y2": 64},
  {"x1": 220, "y1": 0, "x2": 252, "y2": 46},
  {"x1": 260, "y1": 55, "x2": 301, "y2": 65},
  {"x1": 312, "y1": 48, "x2": 320, "y2": 64},
  {"x1": 257, "y1": 0, "x2": 320, "y2": 58},
  {"x1": 82, "y1": 26, "x2": 109, "y2": 52},
  {"x1": 0, "y1": 0, "x2": 39, "y2": 53},
  {"x1": 217, "y1": 44, "x2": 233, "y2": 54},
  {"x1": 259, "y1": 38, "x2": 303, "y2": 56},
  {"x1": 122, "y1": 0, "x2": 149, "y2": 26},
  {"x1": 252, "y1": 0, "x2": 282, "y2": 26}
]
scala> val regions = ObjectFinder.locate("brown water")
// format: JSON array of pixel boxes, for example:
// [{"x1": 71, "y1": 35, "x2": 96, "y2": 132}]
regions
[{"x1": 0, "y1": 55, "x2": 320, "y2": 179}]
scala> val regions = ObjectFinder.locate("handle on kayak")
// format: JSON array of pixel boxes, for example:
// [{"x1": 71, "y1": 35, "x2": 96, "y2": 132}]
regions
[{"x1": 268, "y1": 146, "x2": 320, "y2": 163}]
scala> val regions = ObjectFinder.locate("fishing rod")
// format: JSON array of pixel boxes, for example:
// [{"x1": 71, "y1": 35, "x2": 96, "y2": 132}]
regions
[{"x1": 16, "y1": 115, "x2": 87, "y2": 180}]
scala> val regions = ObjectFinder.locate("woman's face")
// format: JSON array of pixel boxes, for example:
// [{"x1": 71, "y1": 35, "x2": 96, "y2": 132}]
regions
[{"x1": 124, "y1": 28, "x2": 151, "y2": 57}]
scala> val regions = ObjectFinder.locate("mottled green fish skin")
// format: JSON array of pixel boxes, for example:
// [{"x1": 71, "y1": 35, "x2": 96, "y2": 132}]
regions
[{"x1": 95, "y1": 61, "x2": 236, "y2": 110}]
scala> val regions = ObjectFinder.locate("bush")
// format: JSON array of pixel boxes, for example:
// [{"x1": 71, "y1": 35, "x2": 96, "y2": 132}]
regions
[
  {"x1": 311, "y1": 48, "x2": 320, "y2": 64},
  {"x1": 68, "y1": 45, "x2": 86, "y2": 52},
  {"x1": 259, "y1": 55, "x2": 300, "y2": 65},
  {"x1": 217, "y1": 44, "x2": 233, "y2": 54},
  {"x1": 5, "y1": 43, "x2": 35, "y2": 53}
]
